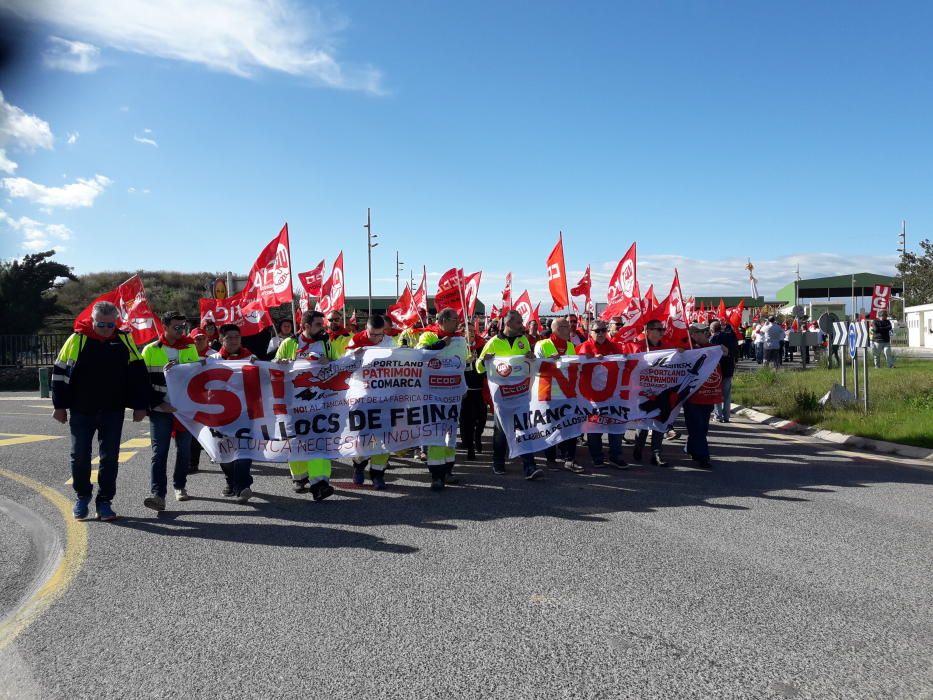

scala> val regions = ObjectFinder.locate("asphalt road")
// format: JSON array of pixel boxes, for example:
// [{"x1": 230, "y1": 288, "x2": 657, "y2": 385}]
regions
[{"x1": 0, "y1": 392, "x2": 931, "y2": 699}]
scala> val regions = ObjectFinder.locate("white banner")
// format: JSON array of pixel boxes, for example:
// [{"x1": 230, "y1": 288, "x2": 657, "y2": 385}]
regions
[
  {"x1": 165, "y1": 347, "x2": 467, "y2": 462},
  {"x1": 486, "y1": 347, "x2": 723, "y2": 457}
]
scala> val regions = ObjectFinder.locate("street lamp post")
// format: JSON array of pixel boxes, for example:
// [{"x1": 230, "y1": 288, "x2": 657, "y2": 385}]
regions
[
  {"x1": 395, "y1": 251, "x2": 405, "y2": 298},
  {"x1": 365, "y1": 207, "x2": 378, "y2": 316}
]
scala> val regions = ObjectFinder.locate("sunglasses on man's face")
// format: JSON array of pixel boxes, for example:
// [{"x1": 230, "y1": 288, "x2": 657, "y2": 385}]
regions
[
  {"x1": 94, "y1": 321, "x2": 116, "y2": 329},
  {"x1": 647, "y1": 327, "x2": 665, "y2": 332},
  {"x1": 171, "y1": 324, "x2": 188, "y2": 332},
  {"x1": 593, "y1": 329, "x2": 607, "y2": 334}
]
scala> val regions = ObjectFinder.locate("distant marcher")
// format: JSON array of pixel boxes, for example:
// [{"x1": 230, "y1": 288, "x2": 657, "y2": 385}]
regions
[
  {"x1": 763, "y1": 317, "x2": 785, "y2": 368},
  {"x1": 872, "y1": 311, "x2": 895, "y2": 369},
  {"x1": 576, "y1": 321, "x2": 627, "y2": 468},
  {"x1": 267, "y1": 318, "x2": 295, "y2": 357},
  {"x1": 52, "y1": 301, "x2": 149, "y2": 521}
]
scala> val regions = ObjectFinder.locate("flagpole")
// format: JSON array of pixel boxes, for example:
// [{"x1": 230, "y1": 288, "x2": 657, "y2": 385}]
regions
[
  {"x1": 285, "y1": 222, "x2": 296, "y2": 334},
  {"x1": 560, "y1": 231, "x2": 571, "y2": 317},
  {"x1": 457, "y1": 273, "x2": 473, "y2": 347}
]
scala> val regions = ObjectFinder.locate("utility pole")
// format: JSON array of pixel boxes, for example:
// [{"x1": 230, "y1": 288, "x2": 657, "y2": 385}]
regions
[
  {"x1": 898, "y1": 220, "x2": 908, "y2": 312},
  {"x1": 395, "y1": 251, "x2": 405, "y2": 297},
  {"x1": 365, "y1": 207, "x2": 378, "y2": 316}
]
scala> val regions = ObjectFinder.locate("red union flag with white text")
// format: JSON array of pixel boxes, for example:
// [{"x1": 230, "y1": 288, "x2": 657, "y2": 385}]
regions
[
  {"x1": 74, "y1": 274, "x2": 163, "y2": 346},
  {"x1": 513, "y1": 290, "x2": 533, "y2": 326},
  {"x1": 243, "y1": 224, "x2": 292, "y2": 307},
  {"x1": 199, "y1": 290, "x2": 273, "y2": 336},
  {"x1": 298, "y1": 260, "x2": 325, "y2": 297},
  {"x1": 607, "y1": 242, "x2": 637, "y2": 307},
  {"x1": 316, "y1": 252, "x2": 345, "y2": 315},
  {"x1": 546, "y1": 236, "x2": 569, "y2": 310},
  {"x1": 387, "y1": 285, "x2": 420, "y2": 328},
  {"x1": 869, "y1": 285, "x2": 892, "y2": 319}
]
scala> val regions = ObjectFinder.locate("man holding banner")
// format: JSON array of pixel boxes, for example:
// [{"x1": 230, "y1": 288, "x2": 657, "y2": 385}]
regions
[
  {"x1": 274, "y1": 310, "x2": 337, "y2": 501},
  {"x1": 476, "y1": 310, "x2": 543, "y2": 480}
]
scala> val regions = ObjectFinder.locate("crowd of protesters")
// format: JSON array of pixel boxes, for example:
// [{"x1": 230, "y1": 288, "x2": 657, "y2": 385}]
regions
[{"x1": 51, "y1": 301, "x2": 759, "y2": 521}]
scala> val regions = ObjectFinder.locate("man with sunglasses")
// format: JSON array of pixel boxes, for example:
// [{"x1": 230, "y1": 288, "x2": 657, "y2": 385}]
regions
[
  {"x1": 52, "y1": 301, "x2": 150, "y2": 521},
  {"x1": 577, "y1": 321, "x2": 628, "y2": 468},
  {"x1": 327, "y1": 312, "x2": 353, "y2": 358},
  {"x1": 141, "y1": 311, "x2": 200, "y2": 511}
]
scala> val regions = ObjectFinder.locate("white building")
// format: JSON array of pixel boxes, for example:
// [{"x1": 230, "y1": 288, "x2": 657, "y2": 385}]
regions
[{"x1": 905, "y1": 303, "x2": 933, "y2": 349}]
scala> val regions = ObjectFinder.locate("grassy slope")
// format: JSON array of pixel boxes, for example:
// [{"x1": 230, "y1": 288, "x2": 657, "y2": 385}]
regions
[{"x1": 731, "y1": 359, "x2": 933, "y2": 448}]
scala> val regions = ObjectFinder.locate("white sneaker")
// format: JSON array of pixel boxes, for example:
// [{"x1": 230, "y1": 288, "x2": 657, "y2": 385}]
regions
[
  {"x1": 174, "y1": 488, "x2": 190, "y2": 502},
  {"x1": 563, "y1": 460, "x2": 585, "y2": 473}
]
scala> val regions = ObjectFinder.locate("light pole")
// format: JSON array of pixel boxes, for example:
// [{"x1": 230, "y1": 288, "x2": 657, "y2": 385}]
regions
[
  {"x1": 898, "y1": 220, "x2": 907, "y2": 311},
  {"x1": 395, "y1": 251, "x2": 405, "y2": 298},
  {"x1": 365, "y1": 207, "x2": 378, "y2": 316}
]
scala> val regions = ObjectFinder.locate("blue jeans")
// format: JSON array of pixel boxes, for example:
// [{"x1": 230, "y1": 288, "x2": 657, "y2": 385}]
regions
[
  {"x1": 70, "y1": 410, "x2": 124, "y2": 503},
  {"x1": 149, "y1": 411, "x2": 191, "y2": 497},
  {"x1": 587, "y1": 432, "x2": 622, "y2": 463},
  {"x1": 493, "y1": 416, "x2": 536, "y2": 474},
  {"x1": 684, "y1": 403, "x2": 713, "y2": 460},
  {"x1": 755, "y1": 344, "x2": 764, "y2": 364},
  {"x1": 715, "y1": 376, "x2": 733, "y2": 422},
  {"x1": 221, "y1": 459, "x2": 253, "y2": 494}
]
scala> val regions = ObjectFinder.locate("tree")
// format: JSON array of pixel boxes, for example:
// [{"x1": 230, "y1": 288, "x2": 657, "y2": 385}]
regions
[
  {"x1": 896, "y1": 238, "x2": 933, "y2": 306},
  {"x1": 0, "y1": 250, "x2": 75, "y2": 334}
]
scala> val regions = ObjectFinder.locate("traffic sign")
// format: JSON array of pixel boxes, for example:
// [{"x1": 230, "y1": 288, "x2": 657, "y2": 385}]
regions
[
  {"x1": 848, "y1": 321, "x2": 869, "y2": 359},
  {"x1": 831, "y1": 321, "x2": 849, "y2": 346},
  {"x1": 848, "y1": 325, "x2": 857, "y2": 359}
]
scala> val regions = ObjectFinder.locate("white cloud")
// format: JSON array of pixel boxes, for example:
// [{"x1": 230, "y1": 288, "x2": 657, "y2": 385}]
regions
[
  {"x1": 66, "y1": 131, "x2": 79, "y2": 145},
  {"x1": 0, "y1": 209, "x2": 72, "y2": 251},
  {"x1": 2, "y1": 0, "x2": 384, "y2": 93},
  {"x1": 1, "y1": 174, "x2": 111, "y2": 209},
  {"x1": 133, "y1": 134, "x2": 157, "y2": 147},
  {"x1": 0, "y1": 91, "x2": 54, "y2": 151},
  {"x1": 43, "y1": 36, "x2": 101, "y2": 73},
  {"x1": 0, "y1": 148, "x2": 17, "y2": 174},
  {"x1": 143, "y1": 127, "x2": 152, "y2": 134}
]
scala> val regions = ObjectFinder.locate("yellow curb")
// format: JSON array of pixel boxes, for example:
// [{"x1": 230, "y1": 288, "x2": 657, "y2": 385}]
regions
[{"x1": 0, "y1": 468, "x2": 88, "y2": 651}]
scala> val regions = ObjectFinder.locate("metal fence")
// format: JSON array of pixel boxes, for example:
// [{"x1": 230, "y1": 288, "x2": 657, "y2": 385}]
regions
[{"x1": 0, "y1": 334, "x2": 69, "y2": 367}]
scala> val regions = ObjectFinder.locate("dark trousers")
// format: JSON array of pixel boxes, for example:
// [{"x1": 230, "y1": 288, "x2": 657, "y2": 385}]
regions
[
  {"x1": 493, "y1": 416, "x2": 535, "y2": 474},
  {"x1": 755, "y1": 344, "x2": 764, "y2": 364},
  {"x1": 634, "y1": 429, "x2": 663, "y2": 455},
  {"x1": 684, "y1": 403, "x2": 713, "y2": 460},
  {"x1": 220, "y1": 459, "x2": 253, "y2": 494},
  {"x1": 545, "y1": 438, "x2": 577, "y2": 462},
  {"x1": 190, "y1": 438, "x2": 203, "y2": 468},
  {"x1": 149, "y1": 411, "x2": 191, "y2": 497},
  {"x1": 70, "y1": 410, "x2": 124, "y2": 503},
  {"x1": 586, "y1": 433, "x2": 622, "y2": 462},
  {"x1": 460, "y1": 391, "x2": 487, "y2": 452}
]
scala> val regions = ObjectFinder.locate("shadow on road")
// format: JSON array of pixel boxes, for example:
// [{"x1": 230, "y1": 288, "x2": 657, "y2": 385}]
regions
[{"x1": 109, "y1": 417, "x2": 933, "y2": 553}]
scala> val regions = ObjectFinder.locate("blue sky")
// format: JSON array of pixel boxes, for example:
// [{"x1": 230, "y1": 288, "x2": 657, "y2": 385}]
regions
[{"x1": 0, "y1": 0, "x2": 928, "y2": 306}]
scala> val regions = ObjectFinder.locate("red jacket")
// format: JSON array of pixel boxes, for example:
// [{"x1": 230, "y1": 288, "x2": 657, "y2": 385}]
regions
[{"x1": 576, "y1": 338, "x2": 624, "y2": 357}]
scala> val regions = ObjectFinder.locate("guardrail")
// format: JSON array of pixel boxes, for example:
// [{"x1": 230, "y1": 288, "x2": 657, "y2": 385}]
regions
[{"x1": 0, "y1": 334, "x2": 69, "y2": 367}]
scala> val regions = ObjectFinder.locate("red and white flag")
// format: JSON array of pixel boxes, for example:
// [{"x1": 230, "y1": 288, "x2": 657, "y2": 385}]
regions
[
  {"x1": 530, "y1": 302, "x2": 541, "y2": 325},
  {"x1": 869, "y1": 284, "x2": 892, "y2": 319},
  {"x1": 243, "y1": 223, "x2": 292, "y2": 307},
  {"x1": 298, "y1": 260, "x2": 325, "y2": 297},
  {"x1": 434, "y1": 267, "x2": 464, "y2": 315},
  {"x1": 513, "y1": 290, "x2": 533, "y2": 326},
  {"x1": 316, "y1": 252, "x2": 345, "y2": 315},
  {"x1": 607, "y1": 242, "x2": 637, "y2": 307},
  {"x1": 546, "y1": 234, "x2": 570, "y2": 311},
  {"x1": 386, "y1": 285, "x2": 421, "y2": 328},
  {"x1": 490, "y1": 304, "x2": 500, "y2": 320},
  {"x1": 200, "y1": 290, "x2": 272, "y2": 337},
  {"x1": 413, "y1": 266, "x2": 428, "y2": 319},
  {"x1": 463, "y1": 270, "x2": 482, "y2": 318},
  {"x1": 501, "y1": 272, "x2": 512, "y2": 312},
  {"x1": 571, "y1": 265, "x2": 592, "y2": 305},
  {"x1": 75, "y1": 275, "x2": 163, "y2": 346}
]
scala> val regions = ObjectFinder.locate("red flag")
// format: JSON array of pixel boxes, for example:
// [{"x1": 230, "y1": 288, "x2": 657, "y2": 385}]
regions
[
  {"x1": 501, "y1": 272, "x2": 512, "y2": 312},
  {"x1": 243, "y1": 223, "x2": 292, "y2": 307},
  {"x1": 718, "y1": 299, "x2": 727, "y2": 322},
  {"x1": 607, "y1": 242, "x2": 637, "y2": 307},
  {"x1": 348, "y1": 309, "x2": 357, "y2": 327},
  {"x1": 438, "y1": 267, "x2": 464, "y2": 292},
  {"x1": 513, "y1": 290, "x2": 533, "y2": 326},
  {"x1": 414, "y1": 266, "x2": 428, "y2": 318},
  {"x1": 530, "y1": 302, "x2": 541, "y2": 324},
  {"x1": 490, "y1": 304, "x2": 500, "y2": 320},
  {"x1": 726, "y1": 300, "x2": 745, "y2": 330},
  {"x1": 435, "y1": 267, "x2": 464, "y2": 315},
  {"x1": 571, "y1": 265, "x2": 592, "y2": 303},
  {"x1": 661, "y1": 270, "x2": 690, "y2": 348},
  {"x1": 316, "y1": 252, "x2": 345, "y2": 314},
  {"x1": 387, "y1": 285, "x2": 420, "y2": 328},
  {"x1": 75, "y1": 275, "x2": 163, "y2": 346},
  {"x1": 298, "y1": 260, "x2": 325, "y2": 297},
  {"x1": 611, "y1": 297, "x2": 646, "y2": 343},
  {"x1": 463, "y1": 271, "x2": 482, "y2": 318},
  {"x1": 200, "y1": 290, "x2": 272, "y2": 337},
  {"x1": 546, "y1": 235, "x2": 569, "y2": 310},
  {"x1": 869, "y1": 284, "x2": 892, "y2": 319}
]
